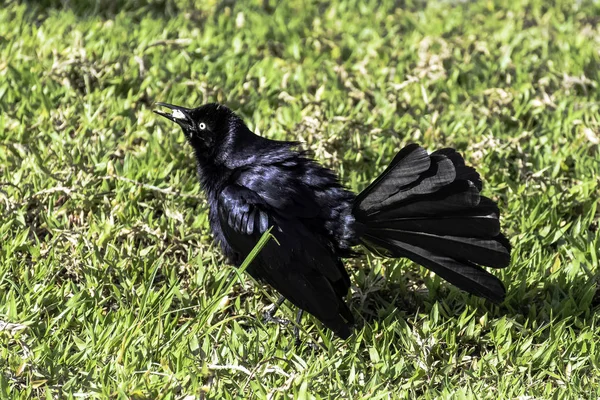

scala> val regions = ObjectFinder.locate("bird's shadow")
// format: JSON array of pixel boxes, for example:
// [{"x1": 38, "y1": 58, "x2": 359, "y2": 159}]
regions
[
  {"x1": 348, "y1": 258, "x2": 600, "y2": 337},
  {"x1": 18, "y1": 0, "x2": 274, "y2": 22},
  {"x1": 19, "y1": 0, "x2": 188, "y2": 21}
]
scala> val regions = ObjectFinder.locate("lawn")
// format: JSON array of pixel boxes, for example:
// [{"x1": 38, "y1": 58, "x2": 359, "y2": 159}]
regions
[{"x1": 1, "y1": 0, "x2": 599, "y2": 398}]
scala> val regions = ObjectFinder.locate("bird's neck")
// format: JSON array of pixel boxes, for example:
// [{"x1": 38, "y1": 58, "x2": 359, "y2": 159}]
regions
[
  {"x1": 191, "y1": 120, "x2": 250, "y2": 195},
  {"x1": 194, "y1": 153, "x2": 232, "y2": 200}
]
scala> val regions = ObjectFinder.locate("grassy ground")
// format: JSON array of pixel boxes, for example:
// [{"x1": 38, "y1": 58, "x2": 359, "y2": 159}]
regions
[{"x1": 1, "y1": 0, "x2": 599, "y2": 398}]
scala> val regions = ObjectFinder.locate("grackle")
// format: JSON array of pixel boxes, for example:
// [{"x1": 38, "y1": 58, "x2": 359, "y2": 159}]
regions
[{"x1": 154, "y1": 102, "x2": 511, "y2": 340}]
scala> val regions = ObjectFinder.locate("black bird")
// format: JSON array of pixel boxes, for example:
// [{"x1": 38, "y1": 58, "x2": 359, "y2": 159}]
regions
[{"x1": 154, "y1": 102, "x2": 511, "y2": 340}]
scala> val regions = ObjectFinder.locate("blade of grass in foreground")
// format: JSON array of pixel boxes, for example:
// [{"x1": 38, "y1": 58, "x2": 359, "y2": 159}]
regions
[
  {"x1": 157, "y1": 228, "x2": 276, "y2": 353},
  {"x1": 197, "y1": 227, "x2": 275, "y2": 331}
]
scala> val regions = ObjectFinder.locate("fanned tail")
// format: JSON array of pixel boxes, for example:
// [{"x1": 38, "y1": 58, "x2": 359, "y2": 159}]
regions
[{"x1": 353, "y1": 144, "x2": 511, "y2": 302}]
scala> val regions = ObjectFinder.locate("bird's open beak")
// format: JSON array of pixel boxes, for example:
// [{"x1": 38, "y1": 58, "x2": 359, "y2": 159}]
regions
[{"x1": 153, "y1": 102, "x2": 192, "y2": 124}]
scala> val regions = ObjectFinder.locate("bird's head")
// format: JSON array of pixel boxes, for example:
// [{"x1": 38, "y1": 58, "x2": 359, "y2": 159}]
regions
[{"x1": 154, "y1": 102, "x2": 238, "y2": 155}]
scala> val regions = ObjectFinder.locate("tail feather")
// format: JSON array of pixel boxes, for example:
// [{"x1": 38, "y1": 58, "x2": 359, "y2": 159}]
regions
[
  {"x1": 369, "y1": 214, "x2": 500, "y2": 237},
  {"x1": 373, "y1": 154, "x2": 457, "y2": 211},
  {"x1": 354, "y1": 144, "x2": 430, "y2": 213},
  {"x1": 362, "y1": 234, "x2": 505, "y2": 302},
  {"x1": 374, "y1": 180, "x2": 480, "y2": 218},
  {"x1": 365, "y1": 229, "x2": 510, "y2": 268},
  {"x1": 354, "y1": 143, "x2": 510, "y2": 302},
  {"x1": 433, "y1": 148, "x2": 483, "y2": 190},
  {"x1": 371, "y1": 196, "x2": 503, "y2": 237}
]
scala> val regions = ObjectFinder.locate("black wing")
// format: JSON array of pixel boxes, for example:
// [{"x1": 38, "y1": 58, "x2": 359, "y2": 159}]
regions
[{"x1": 217, "y1": 184, "x2": 354, "y2": 338}]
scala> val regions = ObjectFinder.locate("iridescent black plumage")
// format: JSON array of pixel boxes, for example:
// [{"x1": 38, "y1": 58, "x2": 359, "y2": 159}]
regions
[{"x1": 154, "y1": 102, "x2": 511, "y2": 339}]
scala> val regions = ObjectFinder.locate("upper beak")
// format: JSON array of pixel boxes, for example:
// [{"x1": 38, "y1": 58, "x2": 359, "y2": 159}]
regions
[{"x1": 153, "y1": 102, "x2": 192, "y2": 124}]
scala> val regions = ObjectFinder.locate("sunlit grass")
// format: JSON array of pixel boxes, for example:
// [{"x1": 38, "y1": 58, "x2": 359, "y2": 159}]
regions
[{"x1": 1, "y1": 0, "x2": 599, "y2": 398}]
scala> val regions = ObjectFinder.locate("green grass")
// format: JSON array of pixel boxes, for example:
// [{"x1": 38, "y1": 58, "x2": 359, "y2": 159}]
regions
[{"x1": 1, "y1": 0, "x2": 599, "y2": 398}]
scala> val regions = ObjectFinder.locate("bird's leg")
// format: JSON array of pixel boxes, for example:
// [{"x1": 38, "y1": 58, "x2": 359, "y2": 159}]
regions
[
  {"x1": 291, "y1": 311, "x2": 319, "y2": 351},
  {"x1": 262, "y1": 296, "x2": 290, "y2": 326},
  {"x1": 265, "y1": 300, "x2": 319, "y2": 351},
  {"x1": 293, "y1": 309, "x2": 304, "y2": 346}
]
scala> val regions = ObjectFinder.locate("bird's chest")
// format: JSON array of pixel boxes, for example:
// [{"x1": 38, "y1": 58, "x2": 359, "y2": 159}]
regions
[
  {"x1": 205, "y1": 192, "x2": 242, "y2": 265},
  {"x1": 199, "y1": 166, "x2": 243, "y2": 265}
]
